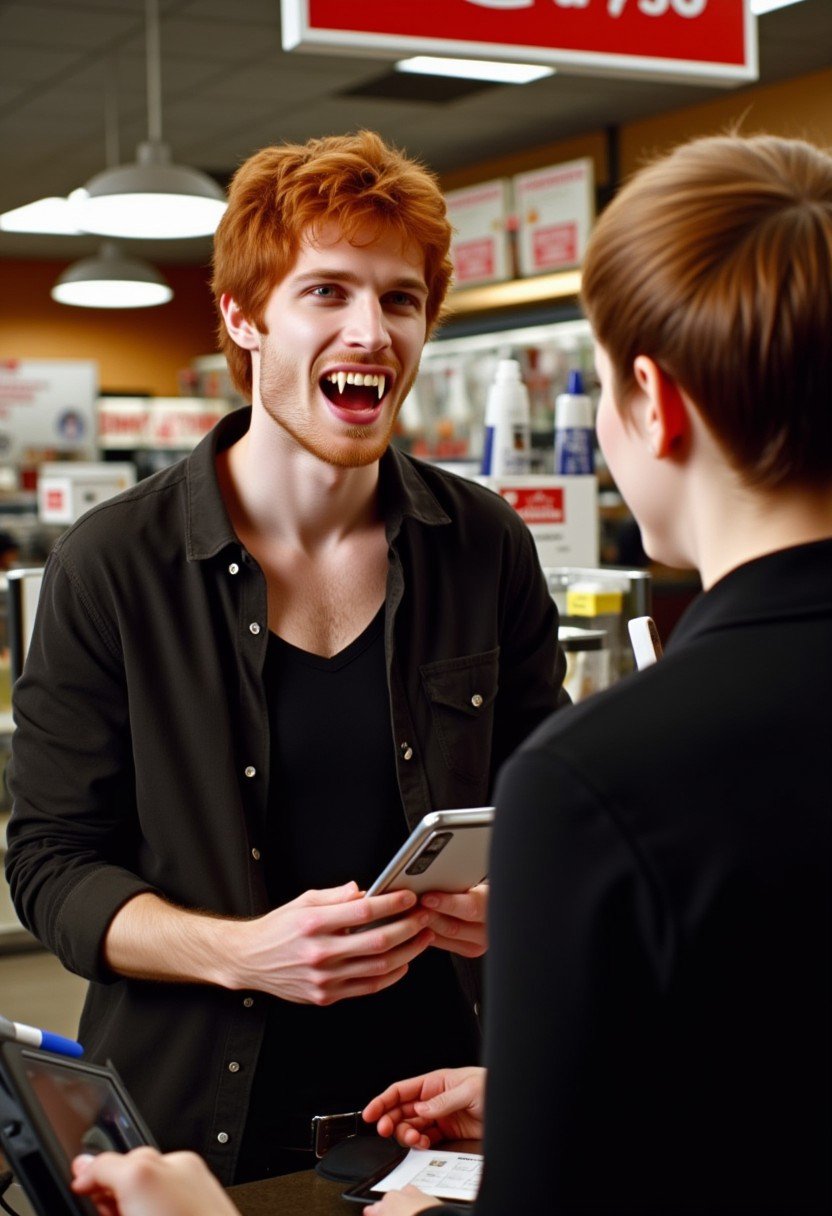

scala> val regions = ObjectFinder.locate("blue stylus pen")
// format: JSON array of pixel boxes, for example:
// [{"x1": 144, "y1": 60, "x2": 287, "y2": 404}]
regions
[{"x1": 0, "y1": 1014, "x2": 84, "y2": 1058}]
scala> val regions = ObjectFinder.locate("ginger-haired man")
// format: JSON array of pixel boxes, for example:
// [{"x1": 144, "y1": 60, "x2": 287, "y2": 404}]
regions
[{"x1": 6, "y1": 131, "x2": 564, "y2": 1184}]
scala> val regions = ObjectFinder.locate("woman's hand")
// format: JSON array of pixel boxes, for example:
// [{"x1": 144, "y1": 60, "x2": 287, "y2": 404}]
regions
[
  {"x1": 363, "y1": 1065, "x2": 485, "y2": 1148},
  {"x1": 420, "y1": 883, "x2": 488, "y2": 957},
  {"x1": 71, "y1": 1148, "x2": 238, "y2": 1216},
  {"x1": 365, "y1": 1184, "x2": 443, "y2": 1214}
]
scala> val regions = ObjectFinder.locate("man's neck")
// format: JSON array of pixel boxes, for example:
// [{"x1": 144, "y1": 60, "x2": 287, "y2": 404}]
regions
[{"x1": 218, "y1": 404, "x2": 383, "y2": 554}]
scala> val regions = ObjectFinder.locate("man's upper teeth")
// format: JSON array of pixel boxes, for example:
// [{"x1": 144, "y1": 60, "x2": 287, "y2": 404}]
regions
[{"x1": 327, "y1": 371, "x2": 386, "y2": 399}]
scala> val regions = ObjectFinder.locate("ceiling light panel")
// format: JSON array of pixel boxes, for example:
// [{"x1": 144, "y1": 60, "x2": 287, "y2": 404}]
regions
[
  {"x1": 749, "y1": 0, "x2": 807, "y2": 13},
  {"x1": 395, "y1": 56, "x2": 555, "y2": 84}
]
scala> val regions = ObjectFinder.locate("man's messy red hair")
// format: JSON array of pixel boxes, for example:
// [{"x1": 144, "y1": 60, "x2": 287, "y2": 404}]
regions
[{"x1": 212, "y1": 130, "x2": 453, "y2": 397}]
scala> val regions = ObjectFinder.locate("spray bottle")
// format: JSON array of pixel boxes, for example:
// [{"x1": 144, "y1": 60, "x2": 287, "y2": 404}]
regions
[
  {"x1": 554, "y1": 370, "x2": 594, "y2": 475},
  {"x1": 481, "y1": 358, "x2": 531, "y2": 476}
]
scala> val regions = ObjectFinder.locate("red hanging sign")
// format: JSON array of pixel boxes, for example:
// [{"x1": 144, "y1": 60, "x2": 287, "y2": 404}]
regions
[{"x1": 282, "y1": 0, "x2": 756, "y2": 86}]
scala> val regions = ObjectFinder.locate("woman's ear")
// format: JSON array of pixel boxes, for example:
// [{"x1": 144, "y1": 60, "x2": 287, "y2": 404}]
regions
[
  {"x1": 633, "y1": 355, "x2": 689, "y2": 459},
  {"x1": 219, "y1": 294, "x2": 260, "y2": 351}
]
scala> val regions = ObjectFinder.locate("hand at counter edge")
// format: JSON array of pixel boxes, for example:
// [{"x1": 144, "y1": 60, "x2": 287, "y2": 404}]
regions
[
  {"x1": 71, "y1": 1148, "x2": 238, "y2": 1216},
  {"x1": 365, "y1": 1184, "x2": 444, "y2": 1214}
]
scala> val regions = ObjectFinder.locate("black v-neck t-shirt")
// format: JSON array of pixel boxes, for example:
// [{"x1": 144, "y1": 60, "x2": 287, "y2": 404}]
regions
[{"x1": 239, "y1": 607, "x2": 479, "y2": 1174}]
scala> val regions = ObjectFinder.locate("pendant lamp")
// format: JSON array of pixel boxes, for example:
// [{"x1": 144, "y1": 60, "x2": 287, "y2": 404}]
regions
[
  {"x1": 70, "y1": 0, "x2": 226, "y2": 240},
  {"x1": 51, "y1": 241, "x2": 173, "y2": 309}
]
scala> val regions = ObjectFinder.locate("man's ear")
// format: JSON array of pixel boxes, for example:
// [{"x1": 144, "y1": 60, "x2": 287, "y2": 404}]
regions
[
  {"x1": 632, "y1": 355, "x2": 689, "y2": 458},
  {"x1": 219, "y1": 294, "x2": 260, "y2": 351}
]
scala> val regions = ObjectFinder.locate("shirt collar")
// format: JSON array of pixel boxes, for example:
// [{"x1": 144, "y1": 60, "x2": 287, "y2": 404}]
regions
[
  {"x1": 378, "y1": 445, "x2": 451, "y2": 534},
  {"x1": 185, "y1": 406, "x2": 450, "y2": 562},
  {"x1": 668, "y1": 538, "x2": 832, "y2": 652},
  {"x1": 185, "y1": 406, "x2": 250, "y2": 561}
]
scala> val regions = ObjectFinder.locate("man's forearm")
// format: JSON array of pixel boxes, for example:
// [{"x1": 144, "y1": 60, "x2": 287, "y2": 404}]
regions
[
  {"x1": 103, "y1": 893, "x2": 242, "y2": 989},
  {"x1": 102, "y1": 885, "x2": 435, "y2": 1006}
]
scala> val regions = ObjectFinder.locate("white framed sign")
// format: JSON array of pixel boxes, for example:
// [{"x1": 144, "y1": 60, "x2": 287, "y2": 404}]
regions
[
  {"x1": 515, "y1": 158, "x2": 595, "y2": 276},
  {"x1": 282, "y1": 0, "x2": 757, "y2": 87},
  {"x1": 0, "y1": 359, "x2": 98, "y2": 462},
  {"x1": 446, "y1": 180, "x2": 512, "y2": 287}
]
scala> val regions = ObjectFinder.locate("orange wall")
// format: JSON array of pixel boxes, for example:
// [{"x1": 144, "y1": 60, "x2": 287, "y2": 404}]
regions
[
  {"x1": 0, "y1": 259, "x2": 219, "y2": 396},
  {"x1": 620, "y1": 66, "x2": 832, "y2": 177}
]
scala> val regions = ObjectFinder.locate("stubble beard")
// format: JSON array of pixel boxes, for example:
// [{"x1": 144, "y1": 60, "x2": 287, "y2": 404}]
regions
[{"x1": 258, "y1": 344, "x2": 417, "y2": 468}]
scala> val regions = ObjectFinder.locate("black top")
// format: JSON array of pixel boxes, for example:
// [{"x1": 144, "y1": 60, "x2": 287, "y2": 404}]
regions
[
  {"x1": 242, "y1": 612, "x2": 478, "y2": 1161},
  {"x1": 6, "y1": 406, "x2": 564, "y2": 1182},
  {"x1": 260, "y1": 607, "x2": 403, "y2": 902},
  {"x1": 434, "y1": 541, "x2": 832, "y2": 1216}
]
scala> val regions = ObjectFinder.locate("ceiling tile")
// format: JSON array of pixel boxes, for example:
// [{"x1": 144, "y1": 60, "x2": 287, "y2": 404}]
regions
[{"x1": 0, "y1": 2, "x2": 140, "y2": 50}]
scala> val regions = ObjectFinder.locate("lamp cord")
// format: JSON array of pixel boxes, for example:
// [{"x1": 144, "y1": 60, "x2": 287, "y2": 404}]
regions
[{"x1": 145, "y1": 0, "x2": 163, "y2": 143}]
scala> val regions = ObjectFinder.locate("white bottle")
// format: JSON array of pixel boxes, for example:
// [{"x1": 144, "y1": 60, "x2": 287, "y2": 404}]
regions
[
  {"x1": 398, "y1": 380, "x2": 426, "y2": 447},
  {"x1": 554, "y1": 369, "x2": 594, "y2": 475},
  {"x1": 442, "y1": 365, "x2": 473, "y2": 456},
  {"x1": 481, "y1": 358, "x2": 531, "y2": 476}
]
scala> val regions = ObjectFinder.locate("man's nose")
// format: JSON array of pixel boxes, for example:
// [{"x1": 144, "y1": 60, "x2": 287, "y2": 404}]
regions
[{"x1": 341, "y1": 296, "x2": 392, "y2": 351}]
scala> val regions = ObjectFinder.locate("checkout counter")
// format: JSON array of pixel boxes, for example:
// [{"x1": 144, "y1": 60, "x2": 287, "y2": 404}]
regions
[{"x1": 226, "y1": 1138, "x2": 482, "y2": 1213}]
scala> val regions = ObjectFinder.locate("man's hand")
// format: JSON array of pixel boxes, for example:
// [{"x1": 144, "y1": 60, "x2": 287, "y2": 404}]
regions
[
  {"x1": 228, "y1": 882, "x2": 435, "y2": 1004},
  {"x1": 419, "y1": 883, "x2": 488, "y2": 957},
  {"x1": 363, "y1": 1066, "x2": 485, "y2": 1148},
  {"x1": 71, "y1": 1148, "x2": 237, "y2": 1216},
  {"x1": 103, "y1": 884, "x2": 434, "y2": 1007},
  {"x1": 366, "y1": 1185, "x2": 442, "y2": 1214}
]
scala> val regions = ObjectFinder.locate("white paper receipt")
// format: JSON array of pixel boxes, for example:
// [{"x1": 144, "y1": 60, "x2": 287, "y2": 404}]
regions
[{"x1": 374, "y1": 1148, "x2": 483, "y2": 1202}]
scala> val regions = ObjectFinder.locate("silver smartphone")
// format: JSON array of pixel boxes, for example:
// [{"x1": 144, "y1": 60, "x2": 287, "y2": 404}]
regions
[{"x1": 367, "y1": 807, "x2": 494, "y2": 898}]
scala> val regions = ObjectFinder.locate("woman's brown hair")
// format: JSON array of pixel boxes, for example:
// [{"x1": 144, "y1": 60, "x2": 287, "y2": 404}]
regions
[{"x1": 581, "y1": 134, "x2": 832, "y2": 489}]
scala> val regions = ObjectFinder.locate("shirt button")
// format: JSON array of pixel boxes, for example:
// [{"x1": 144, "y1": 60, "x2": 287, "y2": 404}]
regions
[
  {"x1": 243, "y1": 997, "x2": 254, "y2": 1008},
  {"x1": 471, "y1": 693, "x2": 484, "y2": 708},
  {"x1": 400, "y1": 742, "x2": 413, "y2": 761},
  {"x1": 244, "y1": 766, "x2": 256, "y2": 778},
  {"x1": 228, "y1": 1061, "x2": 240, "y2": 1073},
  {"x1": 217, "y1": 1132, "x2": 229, "y2": 1145},
  {"x1": 249, "y1": 622, "x2": 261, "y2": 635},
  {"x1": 228, "y1": 562, "x2": 239, "y2": 575},
  {"x1": 251, "y1": 847, "x2": 261, "y2": 861}
]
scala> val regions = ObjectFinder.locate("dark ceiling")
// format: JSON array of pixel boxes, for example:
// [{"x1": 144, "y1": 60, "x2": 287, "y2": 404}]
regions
[{"x1": 0, "y1": 0, "x2": 829, "y2": 263}]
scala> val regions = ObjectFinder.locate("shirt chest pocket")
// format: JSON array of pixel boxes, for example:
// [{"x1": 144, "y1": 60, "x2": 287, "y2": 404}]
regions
[{"x1": 419, "y1": 648, "x2": 500, "y2": 783}]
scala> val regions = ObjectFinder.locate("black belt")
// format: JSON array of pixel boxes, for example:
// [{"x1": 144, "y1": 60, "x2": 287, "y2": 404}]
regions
[{"x1": 267, "y1": 1110, "x2": 374, "y2": 1158}]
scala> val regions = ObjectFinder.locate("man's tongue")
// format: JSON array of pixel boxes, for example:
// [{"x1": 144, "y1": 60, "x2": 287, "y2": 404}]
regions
[{"x1": 323, "y1": 380, "x2": 380, "y2": 412}]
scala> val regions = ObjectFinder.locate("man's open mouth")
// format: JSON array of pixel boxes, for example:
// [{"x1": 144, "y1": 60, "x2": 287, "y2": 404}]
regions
[{"x1": 320, "y1": 370, "x2": 390, "y2": 411}]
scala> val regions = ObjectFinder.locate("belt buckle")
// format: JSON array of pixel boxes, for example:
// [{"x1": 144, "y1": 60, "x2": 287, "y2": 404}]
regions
[{"x1": 311, "y1": 1110, "x2": 362, "y2": 1158}]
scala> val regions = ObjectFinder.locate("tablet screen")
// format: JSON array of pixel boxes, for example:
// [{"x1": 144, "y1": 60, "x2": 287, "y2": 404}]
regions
[{"x1": 23, "y1": 1055, "x2": 147, "y2": 1162}]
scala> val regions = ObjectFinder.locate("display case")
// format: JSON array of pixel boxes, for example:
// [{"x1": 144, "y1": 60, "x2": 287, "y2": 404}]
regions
[{"x1": 402, "y1": 316, "x2": 595, "y2": 471}]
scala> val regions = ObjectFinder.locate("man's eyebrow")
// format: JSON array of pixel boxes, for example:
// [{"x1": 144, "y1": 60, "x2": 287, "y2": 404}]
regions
[{"x1": 291, "y1": 269, "x2": 428, "y2": 295}]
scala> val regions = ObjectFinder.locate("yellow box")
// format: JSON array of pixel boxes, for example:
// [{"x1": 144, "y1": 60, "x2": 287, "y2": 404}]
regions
[{"x1": 566, "y1": 588, "x2": 624, "y2": 617}]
